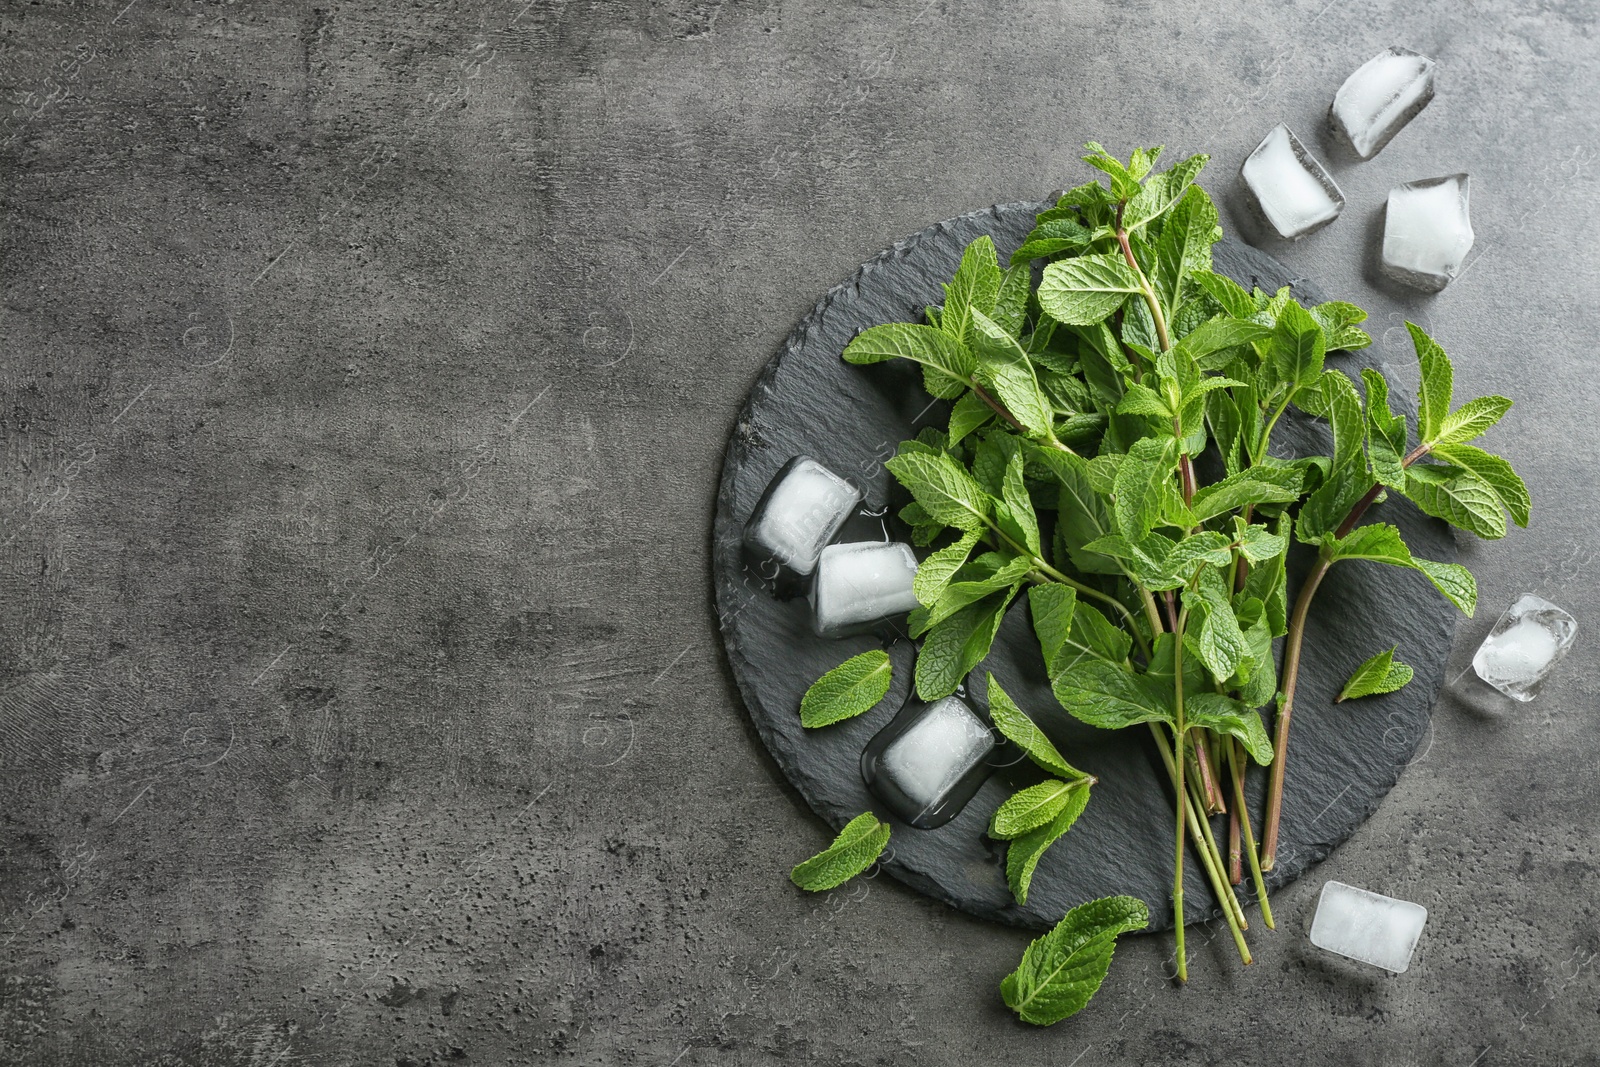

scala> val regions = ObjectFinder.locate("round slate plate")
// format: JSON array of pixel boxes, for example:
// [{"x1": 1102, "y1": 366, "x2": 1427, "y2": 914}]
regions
[{"x1": 712, "y1": 201, "x2": 1458, "y2": 932}]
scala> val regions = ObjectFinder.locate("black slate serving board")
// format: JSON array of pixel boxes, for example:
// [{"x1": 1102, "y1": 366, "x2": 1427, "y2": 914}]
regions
[{"x1": 711, "y1": 201, "x2": 1457, "y2": 932}]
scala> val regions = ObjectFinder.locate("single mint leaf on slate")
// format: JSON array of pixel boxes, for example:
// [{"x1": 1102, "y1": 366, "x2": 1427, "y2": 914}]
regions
[
  {"x1": 1431, "y1": 442, "x2": 1531, "y2": 527},
  {"x1": 1001, "y1": 895, "x2": 1149, "y2": 1025},
  {"x1": 1005, "y1": 785, "x2": 1093, "y2": 906},
  {"x1": 885, "y1": 450, "x2": 992, "y2": 533},
  {"x1": 991, "y1": 779, "x2": 1084, "y2": 839},
  {"x1": 1408, "y1": 321, "x2": 1454, "y2": 443},
  {"x1": 1336, "y1": 646, "x2": 1415, "y2": 702},
  {"x1": 987, "y1": 672, "x2": 1087, "y2": 781},
  {"x1": 790, "y1": 813, "x2": 891, "y2": 892},
  {"x1": 799, "y1": 650, "x2": 894, "y2": 729},
  {"x1": 1037, "y1": 254, "x2": 1143, "y2": 326}
]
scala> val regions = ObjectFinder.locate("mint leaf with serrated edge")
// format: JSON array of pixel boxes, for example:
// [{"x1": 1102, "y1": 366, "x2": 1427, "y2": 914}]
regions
[
  {"x1": 790, "y1": 813, "x2": 891, "y2": 892},
  {"x1": 1001, "y1": 895, "x2": 1149, "y2": 1025},
  {"x1": 987, "y1": 672, "x2": 1088, "y2": 781},
  {"x1": 1336, "y1": 646, "x2": 1415, "y2": 702},
  {"x1": 799, "y1": 650, "x2": 894, "y2": 729},
  {"x1": 1005, "y1": 785, "x2": 1092, "y2": 906}
]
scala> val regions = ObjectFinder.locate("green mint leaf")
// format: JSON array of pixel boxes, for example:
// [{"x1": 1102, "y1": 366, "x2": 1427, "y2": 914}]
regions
[
  {"x1": 1335, "y1": 646, "x2": 1415, "y2": 701},
  {"x1": 1173, "y1": 314, "x2": 1272, "y2": 369},
  {"x1": 1152, "y1": 185, "x2": 1220, "y2": 315},
  {"x1": 885, "y1": 450, "x2": 992, "y2": 533},
  {"x1": 1435, "y1": 394, "x2": 1513, "y2": 448},
  {"x1": 987, "y1": 671, "x2": 1086, "y2": 780},
  {"x1": 1123, "y1": 153, "x2": 1207, "y2": 232},
  {"x1": 1430, "y1": 442, "x2": 1531, "y2": 527},
  {"x1": 1004, "y1": 784, "x2": 1093, "y2": 906},
  {"x1": 1010, "y1": 217, "x2": 1094, "y2": 266},
  {"x1": 1309, "y1": 300, "x2": 1372, "y2": 351},
  {"x1": 1117, "y1": 382, "x2": 1174, "y2": 418},
  {"x1": 971, "y1": 428, "x2": 1024, "y2": 497},
  {"x1": 1296, "y1": 370, "x2": 1370, "y2": 541},
  {"x1": 1188, "y1": 468, "x2": 1304, "y2": 523},
  {"x1": 1409, "y1": 322, "x2": 1454, "y2": 443},
  {"x1": 1027, "y1": 585, "x2": 1078, "y2": 678},
  {"x1": 915, "y1": 589, "x2": 1019, "y2": 699},
  {"x1": 948, "y1": 390, "x2": 994, "y2": 446},
  {"x1": 1001, "y1": 895, "x2": 1149, "y2": 1025},
  {"x1": 1186, "y1": 692, "x2": 1274, "y2": 764},
  {"x1": 1082, "y1": 141, "x2": 1142, "y2": 200},
  {"x1": 913, "y1": 529, "x2": 981, "y2": 605},
  {"x1": 991, "y1": 779, "x2": 1086, "y2": 839},
  {"x1": 1113, "y1": 436, "x2": 1179, "y2": 540},
  {"x1": 971, "y1": 308, "x2": 1053, "y2": 437},
  {"x1": 1037, "y1": 254, "x2": 1144, "y2": 326},
  {"x1": 1361, "y1": 368, "x2": 1409, "y2": 489},
  {"x1": 1232, "y1": 517, "x2": 1288, "y2": 563},
  {"x1": 992, "y1": 263, "x2": 1032, "y2": 334},
  {"x1": 844, "y1": 322, "x2": 975, "y2": 400},
  {"x1": 941, "y1": 236, "x2": 1002, "y2": 348},
  {"x1": 1403, "y1": 462, "x2": 1509, "y2": 539},
  {"x1": 1268, "y1": 299, "x2": 1327, "y2": 391},
  {"x1": 1025, "y1": 445, "x2": 1122, "y2": 576},
  {"x1": 1243, "y1": 512, "x2": 1291, "y2": 635},
  {"x1": 914, "y1": 555, "x2": 1033, "y2": 636},
  {"x1": 790, "y1": 813, "x2": 891, "y2": 892},
  {"x1": 1191, "y1": 270, "x2": 1256, "y2": 319},
  {"x1": 1323, "y1": 522, "x2": 1478, "y2": 615},
  {"x1": 1052, "y1": 659, "x2": 1173, "y2": 731},
  {"x1": 799, "y1": 650, "x2": 894, "y2": 728},
  {"x1": 1000, "y1": 450, "x2": 1043, "y2": 556}
]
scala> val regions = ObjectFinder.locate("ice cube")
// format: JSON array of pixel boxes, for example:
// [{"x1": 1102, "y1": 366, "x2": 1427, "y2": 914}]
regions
[
  {"x1": 1240, "y1": 124, "x2": 1346, "y2": 239},
  {"x1": 1330, "y1": 47, "x2": 1436, "y2": 160},
  {"x1": 1381, "y1": 174, "x2": 1474, "y2": 292},
  {"x1": 1309, "y1": 880, "x2": 1428, "y2": 973},
  {"x1": 743, "y1": 456, "x2": 862, "y2": 579},
  {"x1": 1471, "y1": 594, "x2": 1578, "y2": 702},
  {"x1": 872, "y1": 695, "x2": 995, "y2": 826},
  {"x1": 810, "y1": 541, "x2": 920, "y2": 638}
]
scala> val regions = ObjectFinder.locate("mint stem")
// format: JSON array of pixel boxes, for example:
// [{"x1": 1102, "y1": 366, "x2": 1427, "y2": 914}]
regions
[
  {"x1": 1259, "y1": 445, "x2": 1432, "y2": 868},
  {"x1": 1228, "y1": 740, "x2": 1275, "y2": 929}
]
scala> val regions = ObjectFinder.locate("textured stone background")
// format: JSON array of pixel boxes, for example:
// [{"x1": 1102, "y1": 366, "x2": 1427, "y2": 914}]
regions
[{"x1": 1, "y1": 1, "x2": 1596, "y2": 1063}]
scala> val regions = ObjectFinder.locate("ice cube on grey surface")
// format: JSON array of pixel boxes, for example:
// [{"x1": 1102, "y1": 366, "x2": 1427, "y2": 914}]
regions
[
  {"x1": 1381, "y1": 174, "x2": 1474, "y2": 292},
  {"x1": 1471, "y1": 593, "x2": 1578, "y2": 702},
  {"x1": 1240, "y1": 124, "x2": 1346, "y2": 239},
  {"x1": 878, "y1": 696, "x2": 995, "y2": 821},
  {"x1": 743, "y1": 456, "x2": 862, "y2": 577},
  {"x1": 810, "y1": 540, "x2": 920, "y2": 637},
  {"x1": 1330, "y1": 46, "x2": 1436, "y2": 159},
  {"x1": 1309, "y1": 880, "x2": 1428, "y2": 973}
]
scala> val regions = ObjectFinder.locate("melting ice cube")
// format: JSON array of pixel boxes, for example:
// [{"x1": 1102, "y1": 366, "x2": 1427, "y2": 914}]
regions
[
  {"x1": 862, "y1": 695, "x2": 995, "y2": 829},
  {"x1": 1240, "y1": 124, "x2": 1346, "y2": 240},
  {"x1": 810, "y1": 541, "x2": 920, "y2": 638},
  {"x1": 1381, "y1": 174, "x2": 1474, "y2": 292},
  {"x1": 1330, "y1": 47, "x2": 1436, "y2": 160},
  {"x1": 1309, "y1": 880, "x2": 1428, "y2": 973},
  {"x1": 1471, "y1": 594, "x2": 1578, "y2": 702},
  {"x1": 743, "y1": 456, "x2": 862, "y2": 579}
]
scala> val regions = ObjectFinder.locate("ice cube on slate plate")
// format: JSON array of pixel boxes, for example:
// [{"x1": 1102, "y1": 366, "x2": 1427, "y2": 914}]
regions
[
  {"x1": 861, "y1": 695, "x2": 996, "y2": 829},
  {"x1": 743, "y1": 456, "x2": 862, "y2": 579},
  {"x1": 1240, "y1": 124, "x2": 1346, "y2": 239},
  {"x1": 1472, "y1": 593, "x2": 1578, "y2": 702},
  {"x1": 810, "y1": 541, "x2": 920, "y2": 638},
  {"x1": 1330, "y1": 46, "x2": 1437, "y2": 160},
  {"x1": 1309, "y1": 880, "x2": 1428, "y2": 973},
  {"x1": 1382, "y1": 174, "x2": 1474, "y2": 292}
]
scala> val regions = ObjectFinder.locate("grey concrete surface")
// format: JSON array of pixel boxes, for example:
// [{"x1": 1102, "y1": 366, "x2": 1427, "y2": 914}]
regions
[{"x1": 1, "y1": 1, "x2": 1596, "y2": 1063}]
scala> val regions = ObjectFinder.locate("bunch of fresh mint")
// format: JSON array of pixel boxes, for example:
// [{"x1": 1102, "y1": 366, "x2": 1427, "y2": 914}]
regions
[{"x1": 787, "y1": 142, "x2": 1527, "y2": 1022}]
